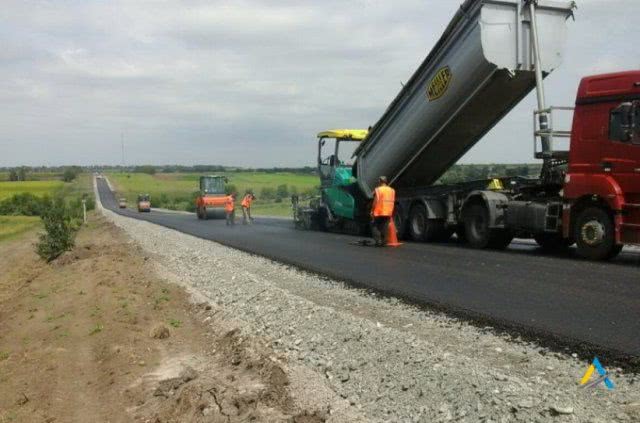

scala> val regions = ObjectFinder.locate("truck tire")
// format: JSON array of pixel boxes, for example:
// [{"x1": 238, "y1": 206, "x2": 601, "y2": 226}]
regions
[
  {"x1": 463, "y1": 203, "x2": 513, "y2": 250},
  {"x1": 534, "y1": 233, "x2": 574, "y2": 252},
  {"x1": 408, "y1": 204, "x2": 441, "y2": 242},
  {"x1": 393, "y1": 205, "x2": 407, "y2": 240},
  {"x1": 574, "y1": 206, "x2": 621, "y2": 260}
]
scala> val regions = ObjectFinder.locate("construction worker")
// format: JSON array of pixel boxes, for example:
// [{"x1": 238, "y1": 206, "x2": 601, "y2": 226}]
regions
[
  {"x1": 370, "y1": 176, "x2": 395, "y2": 246},
  {"x1": 241, "y1": 191, "x2": 256, "y2": 224},
  {"x1": 225, "y1": 193, "x2": 236, "y2": 226}
]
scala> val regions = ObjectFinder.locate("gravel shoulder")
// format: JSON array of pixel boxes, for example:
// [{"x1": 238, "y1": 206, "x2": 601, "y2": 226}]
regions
[{"x1": 97, "y1": 179, "x2": 640, "y2": 423}]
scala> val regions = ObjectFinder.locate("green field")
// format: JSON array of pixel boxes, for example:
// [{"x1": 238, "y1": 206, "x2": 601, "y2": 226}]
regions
[
  {"x1": 0, "y1": 181, "x2": 65, "y2": 201},
  {"x1": 107, "y1": 172, "x2": 318, "y2": 216},
  {"x1": 0, "y1": 171, "x2": 64, "y2": 182},
  {"x1": 0, "y1": 216, "x2": 41, "y2": 241}
]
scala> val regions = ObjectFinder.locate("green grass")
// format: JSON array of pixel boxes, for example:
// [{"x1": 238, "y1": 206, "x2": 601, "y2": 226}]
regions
[
  {"x1": 107, "y1": 172, "x2": 318, "y2": 216},
  {"x1": 89, "y1": 323, "x2": 104, "y2": 335},
  {"x1": 0, "y1": 173, "x2": 93, "y2": 202},
  {"x1": 0, "y1": 216, "x2": 41, "y2": 241},
  {"x1": 0, "y1": 171, "x2": 63, "y2": 182},
  {"x1": 168, "y1": 318, "x2": 182, "y2": 328},
  {"x1": 0, "y1": 180, "x2": 64, "y2": 201}
]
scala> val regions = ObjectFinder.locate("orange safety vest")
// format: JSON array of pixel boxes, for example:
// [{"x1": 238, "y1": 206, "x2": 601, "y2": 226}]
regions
[
  {"x1": 225, "y1": 196, "x2": 235, "y2": 212},
  {"x1": 241, "y1": 194, "x2": 253, "y2": 208},
  {"x1": 372, "y1": 185, "x2": 395, "y2": 217}
]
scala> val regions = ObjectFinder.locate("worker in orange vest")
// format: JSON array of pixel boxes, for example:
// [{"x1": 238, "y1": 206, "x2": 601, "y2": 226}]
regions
[
  {"x1": 370, "y1": 176, "x2": 395, "y2": 246},
  {"x1": 241, "y1": 192, "x2": 256, "y2": 225},
  {"x1": 225, "y1": 193, "x2": 236, "y2": 226}
]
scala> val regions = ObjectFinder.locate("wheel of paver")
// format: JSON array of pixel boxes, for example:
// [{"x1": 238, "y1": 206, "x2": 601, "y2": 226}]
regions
[
  {"x1": 463, "y1": 203, "x2": 512, "y2": 250},
  {"x1": 408, "y1": 204, "x2": 442, "y2": 242},
  {"x1": 574, "y1": 206, "x2": 621, "y2": 260},
  {"x1": 318, "y1": 208, "x2": 330, "y2": 232},
  {"x1": 196, "y1": 207, "x2": 203, "y2": 220}
]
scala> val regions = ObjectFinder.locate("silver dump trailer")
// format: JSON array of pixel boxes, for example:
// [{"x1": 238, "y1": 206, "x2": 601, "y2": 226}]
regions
[{"x1": 354, "y1": 0, "x2": 575, "y2": 197}]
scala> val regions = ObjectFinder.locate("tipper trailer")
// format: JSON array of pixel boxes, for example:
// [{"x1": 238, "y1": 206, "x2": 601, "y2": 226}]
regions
[{"x1": 293, "y1": 0, "x2": 640, "y2": 260}]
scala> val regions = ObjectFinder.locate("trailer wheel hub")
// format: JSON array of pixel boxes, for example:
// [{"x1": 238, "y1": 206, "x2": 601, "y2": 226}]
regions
[{"x1": 581, "y1": 220, "x2": 605, "y2": 246}]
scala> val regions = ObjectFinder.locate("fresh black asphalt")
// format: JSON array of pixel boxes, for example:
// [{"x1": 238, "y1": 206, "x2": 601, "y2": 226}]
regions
[{"x1": 98, "y1": 179, "x2": 640, "y2": 359}]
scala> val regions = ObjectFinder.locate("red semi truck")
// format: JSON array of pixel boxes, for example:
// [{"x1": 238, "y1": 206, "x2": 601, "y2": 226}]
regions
[
  {"x1": 558, "y1": 72, "x2": 640, "y2": 257},
  {"x1": 385, "y1": 71, "x2": 640, "y2": 261}
]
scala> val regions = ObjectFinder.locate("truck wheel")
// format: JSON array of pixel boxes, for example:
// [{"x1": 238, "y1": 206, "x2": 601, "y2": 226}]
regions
[
  {"x1": 463, "y1": 203, "x2": 513, "y2": 250},
  {"x1": 393, "y1": 206, "x2": 407, "y2": 240},
  {"x1": 408, "y1": 204, "x2": 441, "y2": 242},
  {"x1": 574, "y1": 206, "x2": 620, "y2": 260},
  {"x1": 455, "y1": 225, "x2": 467, "y2": 243},
  {"x1": 534, "y1": 233, "x2": 574, "y2": 252}
]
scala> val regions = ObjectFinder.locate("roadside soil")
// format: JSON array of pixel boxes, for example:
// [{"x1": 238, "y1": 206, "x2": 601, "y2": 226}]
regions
[{"x1": 0, "y1": 215, "x2": 356, "y2": 423}]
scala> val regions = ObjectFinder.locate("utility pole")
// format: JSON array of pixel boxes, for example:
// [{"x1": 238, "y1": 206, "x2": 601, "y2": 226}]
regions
[{"x1": 121, "y1": 132, "x2": 125, "y2": 170}]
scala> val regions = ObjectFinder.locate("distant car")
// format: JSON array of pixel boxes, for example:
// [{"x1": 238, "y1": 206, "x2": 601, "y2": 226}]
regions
[
  {"x1": 118, "y1": 198, "x2": 127, "y2": 208},
  {"x1": 137, "y1": 194, "x2": 151, "y2": 213}
]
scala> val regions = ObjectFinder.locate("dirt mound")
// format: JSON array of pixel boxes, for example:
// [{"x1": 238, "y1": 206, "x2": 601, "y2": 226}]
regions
[
  {"x1": 0, "y1": 215, "x2": 352, "y2": 422},
  {"x1": 133, "y1": 325, "x2": 326, "y2": 422}
]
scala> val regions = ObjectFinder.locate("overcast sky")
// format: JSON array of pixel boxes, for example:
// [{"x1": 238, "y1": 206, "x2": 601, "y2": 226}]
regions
[{"x1": 1, "y1": 0, "x2": 638, "y2": 167}]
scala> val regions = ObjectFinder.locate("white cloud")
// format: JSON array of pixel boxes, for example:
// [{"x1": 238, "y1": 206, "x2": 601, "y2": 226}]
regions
[{"x1": 0, "y1": 0, "x2": 638, "y2": 167}]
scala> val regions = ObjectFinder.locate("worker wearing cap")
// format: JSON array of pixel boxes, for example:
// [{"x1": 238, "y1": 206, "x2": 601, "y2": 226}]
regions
[
  {"x1": 225, "y1": 193, "x2": 236, "y2": 226},
  {"x1": 241, "y1": 192, "x2": 256, "y2": 225},
  {"x1": 371, "y1": 176, "x2": 395, "y2": 246}
]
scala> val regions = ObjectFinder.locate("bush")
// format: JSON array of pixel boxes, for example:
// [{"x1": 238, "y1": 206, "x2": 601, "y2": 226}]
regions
[
  {"x1": 0, "y1": 193, "x2": 49, "y2": 216},
  {"x1": 276, "y1": 184, "x2": 289, "y2": 198},
  {"x1": 36, "y1": 197, "x2": 75, "y2": 262},
  {"x1": 62, "y1": 166, "x2": 82, "y2": 182},
  {"x1": 135, "y1": 165, "x2": 156, "y2": 175},
  {"x1": 67, "y1": 196, "x2": 95, "y2": 220},
  {"x1": 260, "y1": 187, "x2": 276, "y2": 200}
]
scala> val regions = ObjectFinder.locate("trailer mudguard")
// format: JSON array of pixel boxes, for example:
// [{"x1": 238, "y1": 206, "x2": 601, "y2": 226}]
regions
[{"x1": 463, "y1": 190, "x2": 510, "y2": 228}]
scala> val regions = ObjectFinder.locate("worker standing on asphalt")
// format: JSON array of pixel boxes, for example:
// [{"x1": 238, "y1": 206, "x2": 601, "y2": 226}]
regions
[
  {"x1": 225, "y1": 193, "x2": 236, "y2": 226},
  {"x1": 371, "y1": 176, "x2": 395, "y2": 247},
  {"x1": 241, "y1": 192, "x2": 256, "y2": 225}
]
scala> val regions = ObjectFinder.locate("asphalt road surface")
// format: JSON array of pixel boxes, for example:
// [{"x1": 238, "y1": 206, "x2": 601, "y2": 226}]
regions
[{"x1": 98, "y1": 179, "x2": 640, "y2": 358}]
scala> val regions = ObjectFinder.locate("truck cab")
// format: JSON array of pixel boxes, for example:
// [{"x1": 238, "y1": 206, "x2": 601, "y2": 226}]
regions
[
  {"x1": 562, "y1": 71, "x2": 640, "y2": 258},
  {"x1": 195, "y1": 175, "x2": 228, "y2": 219}
]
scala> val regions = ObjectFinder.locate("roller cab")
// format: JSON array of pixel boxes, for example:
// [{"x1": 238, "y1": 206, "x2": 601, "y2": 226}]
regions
[{"x1": 195, "y1": 175, "x2": 228, "y2": 220}]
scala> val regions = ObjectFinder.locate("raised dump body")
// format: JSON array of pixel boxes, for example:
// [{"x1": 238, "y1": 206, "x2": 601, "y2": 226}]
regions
[{"x1": 354, "y1": 0, "x2": 575, "y2": 197}]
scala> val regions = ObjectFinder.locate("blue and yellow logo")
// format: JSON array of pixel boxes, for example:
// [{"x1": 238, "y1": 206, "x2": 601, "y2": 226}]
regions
[{"x1": 580, "y1": 357, "x2": 614, "y2": 390}]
